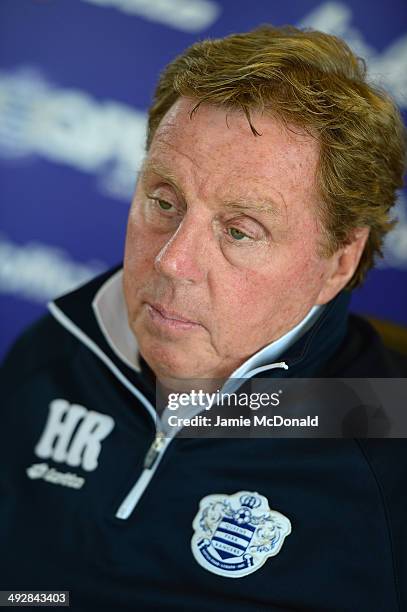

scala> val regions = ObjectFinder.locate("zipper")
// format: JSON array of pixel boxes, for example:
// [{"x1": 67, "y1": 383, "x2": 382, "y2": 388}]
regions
[
  {"x1": 115, "y1": 431, "x2": 172, "y2": 520},
  {"x1": 143, "y1": 431, "x2": 167, "y2": 469},
  {"x1": 115, "y1": 361, "x2": 289, "y2": 520}
]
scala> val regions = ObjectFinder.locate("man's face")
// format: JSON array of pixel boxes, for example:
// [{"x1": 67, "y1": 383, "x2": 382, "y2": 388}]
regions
[{"x1": 123, "y1": 98, "x2": 335, "y2": 382}]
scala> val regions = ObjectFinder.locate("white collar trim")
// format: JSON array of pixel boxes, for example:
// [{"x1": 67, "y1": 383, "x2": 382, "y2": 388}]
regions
[
  {"x1": 92, "y1": 269, "x2": 141, "y2": 373},
  {"x1": 230, "y1": 302, "x2": 322, "y2": 379}
]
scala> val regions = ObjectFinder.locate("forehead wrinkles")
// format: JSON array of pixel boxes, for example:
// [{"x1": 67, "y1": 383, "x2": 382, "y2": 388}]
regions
[
  {"x1": 147, "y1": 136, "x2": 221, "y2": 200},
  {"x1": 149, "y1": 99, "x2": 320, "y2": 214},
  {"x1": 152, "y1": 125, "x2": 202, "y2": 167}
]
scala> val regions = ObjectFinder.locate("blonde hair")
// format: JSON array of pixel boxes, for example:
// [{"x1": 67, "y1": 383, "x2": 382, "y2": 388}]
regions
[{"x1": 147, "y1": 25, "x2": 406, "y2": 287}]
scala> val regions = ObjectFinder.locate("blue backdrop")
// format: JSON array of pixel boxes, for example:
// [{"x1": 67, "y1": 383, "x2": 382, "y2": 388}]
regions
[{"x1": 1, "y1": 0, "x2": 406, "y2": 359}]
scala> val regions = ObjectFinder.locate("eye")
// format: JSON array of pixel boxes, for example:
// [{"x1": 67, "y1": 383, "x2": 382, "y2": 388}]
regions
[
  {"x1": 157, "y1": 199, "x2": 173, "y2": 211},
  {"x1": 228, "y1": 227, "x2": 250, "y2": 241}
]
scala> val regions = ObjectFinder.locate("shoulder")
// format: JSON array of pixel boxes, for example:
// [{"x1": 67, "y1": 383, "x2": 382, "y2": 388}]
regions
[
  {"x1": 0, "y1": 314, "x2": 80, "y2": 395},
  {"x1": 324, "y1": 313, "x2": 407, "y2": 377},
  {"x1": 0, "y1": 264, "x2": 123, "y2": 399}
]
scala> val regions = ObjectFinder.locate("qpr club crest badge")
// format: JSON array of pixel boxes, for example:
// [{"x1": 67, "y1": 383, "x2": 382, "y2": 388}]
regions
[{"x1": 191, "y1": 491, "x2": 291, "y2": 578}]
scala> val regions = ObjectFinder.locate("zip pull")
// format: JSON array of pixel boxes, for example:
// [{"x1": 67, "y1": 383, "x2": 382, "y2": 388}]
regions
[
  {"x1": 116, "y1": 432, "x2": 170, "y2": 519},
  {"x1": 143, "y1": 431, "x2": 166, "y2": 469},
  {"x1": 243, "y1": 361, "x2": 289, "y2": 379}
]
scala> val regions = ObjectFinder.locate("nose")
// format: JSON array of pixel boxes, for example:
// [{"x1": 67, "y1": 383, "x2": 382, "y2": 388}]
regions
[{"x1": 154, "y1": 215, "x2": 208, "y2": 283}]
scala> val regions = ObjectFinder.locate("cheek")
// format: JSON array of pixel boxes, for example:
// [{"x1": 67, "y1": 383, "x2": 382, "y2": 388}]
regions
[
  {"x1": 211, "y1": 269, "x2": 272, "y2": 333},
  {"x1": 124, "y1": 222, "x2": 145, "y2": 270},
  {"x1": 124, "y1": 205, "x2": 160, "y2": 272},
  {"x1": 279, "y1": 256, "x2": 326, "y2": 296},
  {"x1": 216, "y1": 252, "x2": 328, "y2": 329},
  {"x1": 123, "y1": 209, "x2": 158, "y2": 307}
]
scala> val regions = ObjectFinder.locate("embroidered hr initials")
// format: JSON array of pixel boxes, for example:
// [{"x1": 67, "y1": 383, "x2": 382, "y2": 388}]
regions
[{"x1": 34, "y1": 399, "x2": 115, "y2": 471}]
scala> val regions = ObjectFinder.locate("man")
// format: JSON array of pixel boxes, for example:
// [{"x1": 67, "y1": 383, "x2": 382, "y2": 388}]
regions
[{"x1": 0, "y1": 25, "x2": 406, "y2": 611}]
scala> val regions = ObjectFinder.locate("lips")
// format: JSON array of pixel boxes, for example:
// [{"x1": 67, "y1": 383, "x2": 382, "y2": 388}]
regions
[
  {"x1": 146, "y1": 302, "x2": 202, "y2": 331},
  {"x1": 150, "y1": 303, "x2": 197, "y2": 324}
]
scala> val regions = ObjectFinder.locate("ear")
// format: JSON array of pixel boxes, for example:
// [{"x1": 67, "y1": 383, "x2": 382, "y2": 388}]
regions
[{"x1": 316, "y1": 228, "x2": 370, "y2": 305}]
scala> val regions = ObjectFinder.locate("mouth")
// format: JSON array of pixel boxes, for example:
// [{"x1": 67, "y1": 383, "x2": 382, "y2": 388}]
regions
[{"x1": 146, "y1": 302, "x2": 202, "y2": 331}]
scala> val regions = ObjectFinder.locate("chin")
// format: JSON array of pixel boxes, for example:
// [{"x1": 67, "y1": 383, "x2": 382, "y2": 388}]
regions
[
  {"x1": 133, "y1": 314, "x2": 208, "y2": 379},
  {"x1": 138, "y1": 337, "x2": 199, "y2": 379}
]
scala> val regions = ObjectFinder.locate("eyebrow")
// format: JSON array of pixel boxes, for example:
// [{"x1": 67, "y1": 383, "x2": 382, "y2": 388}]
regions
[
  {"x1": 140, "y1": 160, "x2": 180, "y2": 191},
  {"x1": 140, "y1": 160, "x2": 283, "y2": 218},
  {"x1": 222, "y1": 200, "x2": 281, "y2": 219}
]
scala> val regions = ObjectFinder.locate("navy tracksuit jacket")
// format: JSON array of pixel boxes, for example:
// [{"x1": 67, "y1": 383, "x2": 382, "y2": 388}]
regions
[{"x1": 0, "y1": 267, "x2": 406, "y2": 611}]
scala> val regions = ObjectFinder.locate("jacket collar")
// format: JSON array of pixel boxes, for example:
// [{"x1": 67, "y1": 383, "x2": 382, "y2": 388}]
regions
[
  {"x1": 277, "y1": 289, "x2": 351, "y2": 377},
  {"x1": 49, "y1": 265, "x2": 349, "y2": 393},
  {"x1": 91, "y1": 268, "x2": 325, "y2": 380}
]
